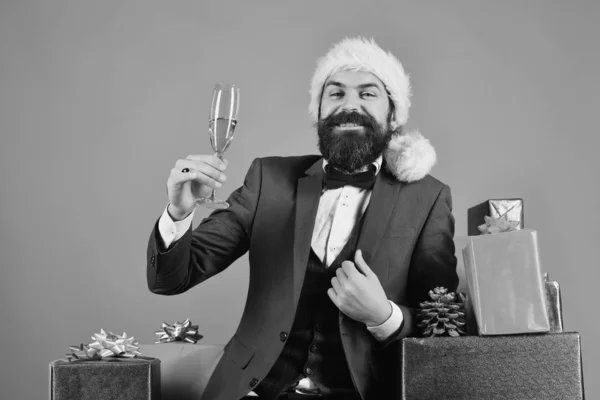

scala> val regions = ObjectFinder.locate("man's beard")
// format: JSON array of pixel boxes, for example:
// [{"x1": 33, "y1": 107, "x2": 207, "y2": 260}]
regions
[{"x1": 317, "y1": 110, "x2": 394, "y2": 173}]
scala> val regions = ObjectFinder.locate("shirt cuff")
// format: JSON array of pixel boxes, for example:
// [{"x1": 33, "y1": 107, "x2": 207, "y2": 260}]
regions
[
  {"x1": 366, "y1": 300, "x2": 403, "y2": 341},
  {"x1": 157, "y1": 204, "x2": 195, "y2": 249}
]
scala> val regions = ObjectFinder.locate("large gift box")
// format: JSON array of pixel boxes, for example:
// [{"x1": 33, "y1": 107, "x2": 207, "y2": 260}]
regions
[
  {"x1": 462, "y1": 229, "x2": 550, "y2": 335},
  {"x1": 399, "y1": 332, "x2": 585, "y2": 400},
  {"x1": 49, "y1": 357, "x2": 161, "y2": 400},
  {"x1": 139, "y1": 343, "x2": 224, "y2": 400}
]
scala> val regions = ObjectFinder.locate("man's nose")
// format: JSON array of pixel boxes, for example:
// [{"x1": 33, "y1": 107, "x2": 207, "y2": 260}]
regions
[
  {"x1": 341, "y1": 104, "x2": 358, "y2": 113},
  {"x1": 341, "y1": 93, "x2": 359, "y2": 112}
]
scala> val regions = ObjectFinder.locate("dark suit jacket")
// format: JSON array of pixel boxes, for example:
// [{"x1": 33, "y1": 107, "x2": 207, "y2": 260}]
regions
[{"x1": 147, "y1": 155, "x2": 458, "y2": 400}]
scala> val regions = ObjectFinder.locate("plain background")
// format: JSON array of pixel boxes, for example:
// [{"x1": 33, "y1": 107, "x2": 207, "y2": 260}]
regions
[{"x1": 1, "y1": 1, "x2": 598, "y2": 399}]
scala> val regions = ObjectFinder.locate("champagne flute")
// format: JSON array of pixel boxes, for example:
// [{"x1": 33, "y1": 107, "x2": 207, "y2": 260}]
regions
[{"x1": 195, "y1": 83, "x2": 240, "y2": 209}]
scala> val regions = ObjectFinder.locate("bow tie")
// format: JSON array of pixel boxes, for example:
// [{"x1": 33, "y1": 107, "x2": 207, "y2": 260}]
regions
[{"x1": 324, "y1": 164, "x2": 377, "y2": 190}]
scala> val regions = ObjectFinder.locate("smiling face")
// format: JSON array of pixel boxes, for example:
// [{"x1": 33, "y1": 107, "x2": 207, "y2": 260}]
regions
[
  {"x1": 319, "y1": 70, "x2": 393, "y2": 128},
  {"x1": 316, "y1": 70, "x2": 397, "y2": 172}
]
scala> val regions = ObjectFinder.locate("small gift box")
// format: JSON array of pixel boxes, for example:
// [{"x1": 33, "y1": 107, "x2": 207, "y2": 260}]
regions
[
  {"x1": 49, "y1": 330, "x2": 160, "y2": 400},
  {"x1": 462, "y1": 229, "x2": 550, "y2": 335},
  {"x1": 467, "y1": 198, "x2": 523, "y2": 235},
  {"x1": 399, "y1": 332, "x2": 585, "y2": 400},
  {"x1": 545, "y1": 273, "x2": 564, "y2": 333}
]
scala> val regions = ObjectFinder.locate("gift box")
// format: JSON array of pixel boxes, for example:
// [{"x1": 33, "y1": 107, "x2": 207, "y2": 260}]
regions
[
  {"x1": 49, "y1": 357, "x2": 160, "y2": 400},
  {"x1": 468, "y1": 198, "x2": 523, "y2": 235},
  {"x1": 399, "y1": 332, "x2": 584, "y2": 400},
  {"x1": 545, "y1": 274, "x2": 564, "y2": 333},
  {"x1": 462, "y1": 229, "x2": 550, "y2": 335},
  {"x1": 140, "y1": 318, "x2": 226, "y2": 399},
  {"x1": 139, "y1": 343, "x2": 224, "y2": 400}
]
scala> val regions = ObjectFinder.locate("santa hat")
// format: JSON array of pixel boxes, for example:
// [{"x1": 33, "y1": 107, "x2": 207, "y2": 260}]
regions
[
  {"x1": 308, "y1": 36, "x2": 438, "y2": 183},
  {"x1": 308, "y1": 36, "x2": 412, "y2": 126}
]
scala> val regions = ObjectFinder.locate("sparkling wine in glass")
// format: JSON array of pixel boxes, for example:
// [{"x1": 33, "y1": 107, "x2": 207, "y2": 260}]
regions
[{"x1": 195, "y1": 83, "x2": 240, "y2": 209}]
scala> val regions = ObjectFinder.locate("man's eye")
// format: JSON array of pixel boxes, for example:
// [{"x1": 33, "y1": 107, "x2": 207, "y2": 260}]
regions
[
  {"x1": 329, "y1": 92, "x2": 343, "y2": 98},
  {"x1": 361, "y1": 92, "x2": 376, "y2": 98}
]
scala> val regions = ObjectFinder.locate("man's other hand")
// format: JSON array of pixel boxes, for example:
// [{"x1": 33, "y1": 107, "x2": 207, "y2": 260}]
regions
[{"x1": 327, "y1": 249, "x2": 392, "y2": 326}]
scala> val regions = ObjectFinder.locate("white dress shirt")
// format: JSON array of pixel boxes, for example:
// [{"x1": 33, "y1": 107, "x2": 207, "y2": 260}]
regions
[{"x1": 157, "y1": 156, "x2": 403, "y2": 341}]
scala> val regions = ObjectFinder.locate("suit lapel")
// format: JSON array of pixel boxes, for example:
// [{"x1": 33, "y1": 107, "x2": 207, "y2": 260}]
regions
[
  {"x1": 292, "y1": 159, "x2": 324, "y2": 306},
  {"x1": 356, "y1": 167, "x2": 401, "y2": 282}
]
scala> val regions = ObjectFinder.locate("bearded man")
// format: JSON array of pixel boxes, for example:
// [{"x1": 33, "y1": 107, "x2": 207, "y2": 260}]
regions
[{"x1": 146, "y1": 37, "x2": 458, "y2": 400}]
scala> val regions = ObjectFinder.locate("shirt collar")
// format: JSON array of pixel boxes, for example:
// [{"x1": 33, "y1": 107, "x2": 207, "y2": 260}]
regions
[{"x1": 322, "y1": 154, "x2": 383, "y2": 176}]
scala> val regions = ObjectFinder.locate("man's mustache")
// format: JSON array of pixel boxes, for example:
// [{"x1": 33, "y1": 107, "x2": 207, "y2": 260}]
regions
[{"x1": 323, "y1": 111, "x2": 377, "y2": 130}]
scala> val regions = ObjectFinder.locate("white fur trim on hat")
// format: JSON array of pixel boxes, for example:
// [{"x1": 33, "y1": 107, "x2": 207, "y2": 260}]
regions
[{"x1": 309, "y1": 36, "x2": 412, "y2": 126}]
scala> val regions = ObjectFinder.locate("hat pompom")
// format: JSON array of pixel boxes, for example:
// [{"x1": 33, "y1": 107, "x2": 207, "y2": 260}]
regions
[{"x1": 384, "y1": 130, "x2": 437, "y2": 182}]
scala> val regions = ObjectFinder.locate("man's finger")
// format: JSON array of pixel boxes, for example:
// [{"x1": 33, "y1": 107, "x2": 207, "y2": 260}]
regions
[
  {"x1": 331, "y1": 277, "x2": 342, "y2": 295},
  {"x1": 327, "y1": 288, "x2": 340, "y2": 307},
  {"x1": 170, "y1": 167, "x2": 222, "y2": 189},
  {"x1": 342, "y1": 262, "x2": 364, "y2": 279},
  {"x1": 174, "y1": 159, "x2": 227, "y2": 185},
  {"x1": 335, "y1": 266, "x2": 349, "y2": 283},
  {"x1": 353, "y1": 249, "x2": 374, "y2": 277},
  {"x1": 176, "y1": 159, "x2": 226, "y2": 182},
  {"x1": 341, "y1": 260, "x2": 361, "y2": 280},
  {"x1": 185, "y1": 154, "x2": 227, "y2": 171}
]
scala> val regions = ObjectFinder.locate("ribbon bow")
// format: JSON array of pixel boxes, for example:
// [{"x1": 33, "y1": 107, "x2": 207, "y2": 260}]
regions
[
  {"x1": 154, "y1": 318, "x2": 203, "y2": 344},
  {"x1": 67, "y1": 329, "x2": 141, "y2": 362},
  {"x1": 478, "y1": 214, "x2": 519, "y2": 234},
  {"x1": 324, "y1": 164, "x2": 376, "y2": 190}
]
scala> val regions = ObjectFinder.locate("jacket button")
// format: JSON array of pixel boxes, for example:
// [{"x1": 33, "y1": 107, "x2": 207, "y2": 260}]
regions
[
  {"x1": 150, "y1": 255, "x2": 156, "y2": 266},
  {"x1": 305, "y1": 367, "x2": 313, "y2": 375},
  {"x1": 314, "y1": 323, "x2": 322, "y2": 332},
  {"x1": 279, "y1": 332, "x2": 288, "y2": 342},
  {"x1": 249, "y1": 378, "x2": 258, "y2": 387},
  {"x1": 310, "y1": 344, "x2": 318, "y2": 353}
]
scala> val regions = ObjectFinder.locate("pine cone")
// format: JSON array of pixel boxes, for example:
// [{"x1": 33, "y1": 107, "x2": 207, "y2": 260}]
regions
[{"x1": 417, "y1": 287, "x2": 466, "y2": 337}]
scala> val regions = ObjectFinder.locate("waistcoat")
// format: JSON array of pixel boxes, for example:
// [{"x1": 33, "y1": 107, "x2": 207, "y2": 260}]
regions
[{"x1": 254, "y1": 215, "x2": 366, "y2": 399}]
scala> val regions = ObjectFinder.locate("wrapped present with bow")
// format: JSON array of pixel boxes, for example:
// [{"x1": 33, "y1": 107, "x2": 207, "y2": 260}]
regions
[
  {"x1": 398, "y1": 203, "x2": 583, "y2": 399},
  {"x1": 138, "y1": 319, "x2": 224, "y2": 400},
  {"x1": 463, "y1": 213, "x2": 550, "y2": 335},
  {"x1": 467, "y1": 198, "x2": 524, "y2": 235},
  {"x1": 49, "y1": 329, "x2": 161, "y2": 400}
]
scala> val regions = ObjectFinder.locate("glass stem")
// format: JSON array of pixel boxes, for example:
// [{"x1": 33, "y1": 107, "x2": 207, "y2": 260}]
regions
[
  {"x1": 208, "y1": 188, "x2": 217, "y2": 201},
  {"x1": 209, "y1": 151, "x2": 223, "y2": 201}
]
